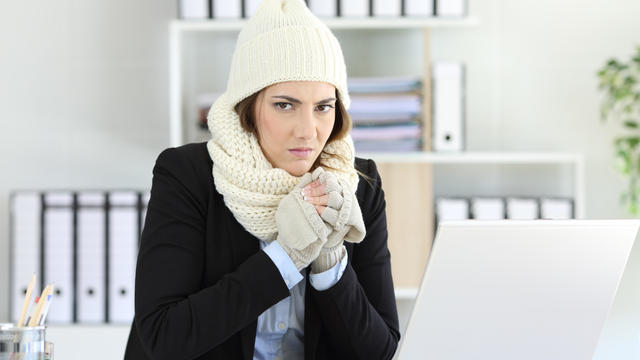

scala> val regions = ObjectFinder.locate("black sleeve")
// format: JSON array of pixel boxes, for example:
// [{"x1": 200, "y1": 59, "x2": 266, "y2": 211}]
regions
[
  {"x1": 309, "y1": 159, "x2": 401, "y2": 359},
  {"x1": 133, "y1": 148, "x2": 290, "y2": 360}
]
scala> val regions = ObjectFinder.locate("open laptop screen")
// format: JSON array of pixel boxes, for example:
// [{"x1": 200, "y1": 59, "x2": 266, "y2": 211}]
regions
[{"x1": 397, "y1": 220, "x2": 639, "y2": 360}]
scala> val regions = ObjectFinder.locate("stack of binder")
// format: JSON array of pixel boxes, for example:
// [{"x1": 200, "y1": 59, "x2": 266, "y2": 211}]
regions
[
  {"x1": 178, "y1": 0, "x2": 467, "y2": 20},
  {"x1": 348, "y1": 76, "x2": 423, "y2": 153},
  {"x1": 10, "y1": 190, "x2": 150, "y2": 324},
  {"x1": 435, "y1": 196, "x2": 575, "y2": 225}
]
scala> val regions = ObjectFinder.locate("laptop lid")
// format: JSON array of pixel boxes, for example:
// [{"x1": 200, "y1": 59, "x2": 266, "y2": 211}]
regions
[{"x1": 397, "y1": 220, "x2": 639, "y2": 360}]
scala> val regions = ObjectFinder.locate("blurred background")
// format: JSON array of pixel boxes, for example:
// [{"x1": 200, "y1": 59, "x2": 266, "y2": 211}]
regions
[{"x1": 1, "y1": 0, "x2": 640, "y2": 358}]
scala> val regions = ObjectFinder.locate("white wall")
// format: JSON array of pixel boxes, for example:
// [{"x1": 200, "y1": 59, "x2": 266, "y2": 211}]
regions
[
  {"x1": 1, "y1": 0, "x2": 639, "y2": 358},
  {"x1": 0, "y1": 0, "x2": 174, "y2": 322}
]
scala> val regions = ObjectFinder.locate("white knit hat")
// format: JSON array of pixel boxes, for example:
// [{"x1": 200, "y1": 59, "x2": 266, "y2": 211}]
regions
[{"x1": 224, "y1": 0, "x2": 350, "y2": 110}]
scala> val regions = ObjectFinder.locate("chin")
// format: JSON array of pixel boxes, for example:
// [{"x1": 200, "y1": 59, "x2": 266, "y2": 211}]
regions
[{"x1": 283, "y1": 160, "x2": 313, "y2": 177}]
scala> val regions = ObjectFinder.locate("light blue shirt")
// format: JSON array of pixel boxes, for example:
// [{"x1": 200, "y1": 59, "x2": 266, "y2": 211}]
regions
[{"x1": 254, "y1": 240, "x2": 348, "y2": 360}]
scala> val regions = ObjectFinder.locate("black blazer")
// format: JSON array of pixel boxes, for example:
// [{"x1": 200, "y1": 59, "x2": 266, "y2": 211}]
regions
[{"x1": 124, "y1": 142, "x2": 400, "y2": 360}]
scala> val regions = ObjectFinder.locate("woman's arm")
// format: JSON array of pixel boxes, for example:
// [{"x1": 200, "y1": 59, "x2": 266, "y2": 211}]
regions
[
  {"x1": 309, "y1": 159, "x2": 401, "y2": 359},
  {"x1": 134, "y1": 147, "x2": 290, "y2": 360}
]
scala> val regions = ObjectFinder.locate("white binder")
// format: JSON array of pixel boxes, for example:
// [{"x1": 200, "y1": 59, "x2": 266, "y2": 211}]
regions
[
  {"x1": 436, "y1": 198, "x2": 470, "y2": 221},
  {"x1": 213, "y1": 0, "x2": 241, "y2": 19},
  {"x1": 141, "y1": 191, "x2": 151, "y2": 236},
  {"x1": 10, "y1": 192, "x2": 42, "y2": 324},
  {"x1": 506, "y1": 197, "x2": 539, "y2": 220},
  {"x1": 43, "y1": 192, "x2": 74, "y2": 324},
  {"x1": 308, "y1": 0, "x2": 337, "y2": 17},
  {"x1": 245, "y1": 0, "x2": 263, "y2": 18},
  {"x1": 406, "y1": 0, "x2": 435, "y2": 16},
  {"x1": 436, "y1": 0, "x2": 466, "y2": 17},
  {"x1": 340, "y1": 0, "x2": 368, "y2": 17},
  {"x1": 77, "y1": 192, "x2": 106, "y2": 323},
  {"x1": 108, "y1": 191, "x2": 139, "y2": 323},
  {"x1": 471, "y1": 197, "x2": 505, "y2": 220},
  {"x1": 179, "y1": 0, "x2": 209, "y2": 19},
  {"x1": 373, "y1": 0, "x2": 401, "y2": 17},
  {"x1": 540, "y1": 198, "x2": 573, "y2": 219},
  {"x1": 432, "y1": 61, "x2": 465, "y2": 151}
]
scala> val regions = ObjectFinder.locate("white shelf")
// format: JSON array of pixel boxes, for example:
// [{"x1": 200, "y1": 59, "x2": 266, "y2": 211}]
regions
[
  {"x1": 47, "y1": 325, "x2": 130, "y2": 360},
  {"x1": 360, "y1": 151, "x2": 586, "y2": 219},
  {"x1": 357, "y1": 151, "x2": 583, "y2": 164},
  {"x1": 170, "y1": 16, "x2": 479, "y2": 32}
]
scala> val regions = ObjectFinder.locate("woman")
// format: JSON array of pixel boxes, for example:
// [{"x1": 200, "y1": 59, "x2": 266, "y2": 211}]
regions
[{"x1": 124, "y1": 0, "x2": 399, "y2": 359}]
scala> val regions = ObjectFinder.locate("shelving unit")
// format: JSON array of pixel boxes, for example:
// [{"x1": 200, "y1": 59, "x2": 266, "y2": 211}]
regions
[
  {"x1": 169, "y1": 17, "x2": 479, "y2": 148},
  {"x1": 168, "y1": 12, "x2": 585, "y2": 300},
  {"x1": 363, "y1": 150, "x2": 585, "y2": 218}
]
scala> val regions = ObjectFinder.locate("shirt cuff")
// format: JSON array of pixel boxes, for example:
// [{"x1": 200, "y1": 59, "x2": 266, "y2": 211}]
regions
[
  {"x1": 309, "y1": 249, "x2": 348, "y2": 291},
  {"x1": 262, "y1": 240, "x2": 304, "y2": 290}
]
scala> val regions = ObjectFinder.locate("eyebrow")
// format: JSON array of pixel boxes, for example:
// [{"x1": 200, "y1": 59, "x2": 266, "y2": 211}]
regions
[{"x1": 271, "y1": 95, "x2": 337, "y2": 105}]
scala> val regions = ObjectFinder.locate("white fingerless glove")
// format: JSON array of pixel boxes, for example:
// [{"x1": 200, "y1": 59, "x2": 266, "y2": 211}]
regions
[
  {"x1": 276, "y1": 172, "x2": 332, "y2": 271},
  {"x1": 310, "y1": 168, "x2": 366, "y2": 274}
]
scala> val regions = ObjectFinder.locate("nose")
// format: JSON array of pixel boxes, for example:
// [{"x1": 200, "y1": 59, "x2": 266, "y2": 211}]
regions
[{"x1": 293, "y1": 108, "x2": 316, "y2": 140}]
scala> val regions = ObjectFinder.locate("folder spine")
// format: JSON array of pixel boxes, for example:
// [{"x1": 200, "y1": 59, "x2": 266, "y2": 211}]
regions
[
  {"x1": 72, "y1": 193, "x2": 79, "y2": 323},
  {"x1": 39, "y1": 193, "x2": 46, "y2": 293},
  {"x1": 104, "y1": 192, "x2": 111, "y2": 323}
]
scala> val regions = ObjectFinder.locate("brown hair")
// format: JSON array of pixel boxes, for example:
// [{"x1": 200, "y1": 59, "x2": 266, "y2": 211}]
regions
[{"x1": 233, "y1": 88, "x2": 355, "y2": 175}]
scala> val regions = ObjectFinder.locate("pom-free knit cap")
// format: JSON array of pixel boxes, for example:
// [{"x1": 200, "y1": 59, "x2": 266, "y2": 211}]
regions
[{"x1": 224, "y1": 0, "x2": 350, "y2": 109}]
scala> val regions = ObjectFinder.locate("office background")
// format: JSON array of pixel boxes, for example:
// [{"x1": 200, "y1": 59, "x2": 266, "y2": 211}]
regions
[{"x1": 1, "y1": 0, "x2": 640, "y2": 358}]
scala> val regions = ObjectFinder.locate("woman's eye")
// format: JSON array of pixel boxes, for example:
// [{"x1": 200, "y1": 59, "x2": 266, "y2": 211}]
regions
[
  {"x1": 317, "y1": 104, "x2": 334, "y2": 112},
  {"x1": 275, "y1": 102, "x2": 292, "y2": 110}
]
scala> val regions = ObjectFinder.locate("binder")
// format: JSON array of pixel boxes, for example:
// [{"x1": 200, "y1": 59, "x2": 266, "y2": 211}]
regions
[
  {"x1": 178, "y1": 0, "x2": 209, "y2": 19},
  {"x1": 10, "y1": 192, "x2": 42, "y2": 324},
  {"x1": 506, "y1": 197, "x2": 539, "y2": 220},
  {"x1": 373, "y1": 0, "x2": 401, "y2": 17},
  {"x1": 470, "y1": 197, "x2": 505, "y2": 220},
  {"x1": 436, "y1": 0, "x2": 466, "y2": 17},
  {"x1": 432, "y1": 61, "x2": 465, "y2": 151},
  {"x1": 107, "y1": 191, "x2": 139, "y2": 323},
  {"x1": 213, "y1": 0, "x2": 242, "y2": 19},
  {"x1": 540, "y1": 198, "x2": 574, "y2": 219},
  {"x1": 406, "y1": 0, "x2": 435, "y2": 16},
  {"x1": 339, "y1": 0, "x2": 369, "y2": 17},
  {"x1": 77, "y1": 192, "x2": 106, "y2": 323},
  {"x1": 308, "y1": 0, "x2": 337, "y2": 17},
  {"x1": 140, "y1": 191, "x2": 151, "y2": 237},
  {"x1": 245, "y1": 0, "x2": 263, "y2": 18},
  {"x1": 436, "y1": 197, "x2": 470, "y2": 222},
  {"x1": 43, "y1": 192, "x2": 74, "y2": 324}
]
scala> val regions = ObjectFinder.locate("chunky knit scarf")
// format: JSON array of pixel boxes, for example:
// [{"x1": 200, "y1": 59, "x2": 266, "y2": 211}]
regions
[{"x1": 206, "y1": 92, "x2": 360, "y2": 242}]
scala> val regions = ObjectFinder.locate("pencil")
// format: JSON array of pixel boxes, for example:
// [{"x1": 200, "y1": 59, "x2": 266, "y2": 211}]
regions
[
  {"x1": 17, "y1": 273, "x2": 35, "y2": 327},
  {"x1": 37, "y1": 294, "x2": 53, "y2": 326},
  {"x1": 28, "y1": 284, "x2": 52, "y2": 327}
]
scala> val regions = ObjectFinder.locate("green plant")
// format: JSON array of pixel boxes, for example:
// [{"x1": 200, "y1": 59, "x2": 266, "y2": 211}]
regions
[{"x1": 597, "y1": 46, "x2": 640, "y2": 215}]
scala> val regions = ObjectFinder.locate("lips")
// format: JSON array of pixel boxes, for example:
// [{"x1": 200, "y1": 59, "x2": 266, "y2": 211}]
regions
[{"x1": 289, "y1": 148, "x2": 313, "y2": 158}]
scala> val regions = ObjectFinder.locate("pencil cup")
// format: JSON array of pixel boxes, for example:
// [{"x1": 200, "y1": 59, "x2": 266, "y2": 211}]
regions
[{"x1": 0, "y1": 323, "x2": 53, "y2": 360}]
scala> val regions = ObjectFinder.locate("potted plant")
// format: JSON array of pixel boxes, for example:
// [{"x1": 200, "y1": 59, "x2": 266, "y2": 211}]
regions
[{"x1": 597, "y1": 46, "x2": 640, "y2": 215}]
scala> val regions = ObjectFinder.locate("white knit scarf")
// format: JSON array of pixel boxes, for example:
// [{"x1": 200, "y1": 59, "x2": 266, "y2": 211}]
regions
[{"x1": 206, "y1": 93, "x2": 360, "y2": 242}]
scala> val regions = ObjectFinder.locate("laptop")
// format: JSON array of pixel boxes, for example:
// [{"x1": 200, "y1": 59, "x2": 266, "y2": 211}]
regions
[{"x1": 396, "y1": 220, "x2": 639, "y2": 360}]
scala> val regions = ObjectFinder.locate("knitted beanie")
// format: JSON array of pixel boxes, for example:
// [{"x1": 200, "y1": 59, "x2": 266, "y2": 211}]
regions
[
  {"x1": 206, "y1": 0, "x2": 359, "y2": 242},
  {"x1": 225, "y1": 0, "x2": 350, "y2": 110}
]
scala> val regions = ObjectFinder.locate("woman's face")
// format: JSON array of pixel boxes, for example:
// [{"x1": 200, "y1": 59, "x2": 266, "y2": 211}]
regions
[{"x1": 254, "y1": 81, "x2": 337, "y2": 176}]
